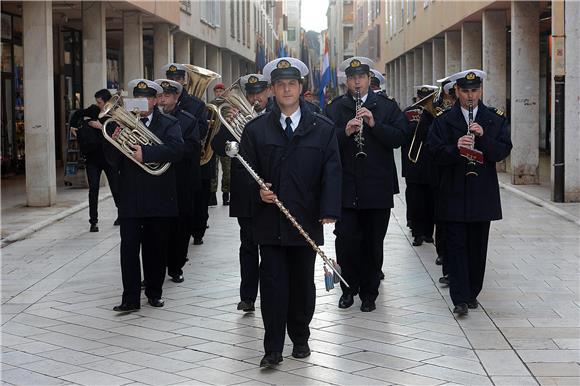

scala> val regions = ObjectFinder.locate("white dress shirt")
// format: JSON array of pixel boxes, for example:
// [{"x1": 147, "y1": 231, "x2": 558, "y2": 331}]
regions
[
  {"x1": 460, "y1": 105, "x2": 478, "y2": 127},
  {"x1": 141, "y1": 112, "x2": 154, "y2": 127},
  {"x1": 280, "y1": 107, "x2": 302, "y2": 133}
]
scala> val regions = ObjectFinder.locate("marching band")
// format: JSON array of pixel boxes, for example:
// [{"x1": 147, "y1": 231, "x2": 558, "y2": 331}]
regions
[{"x1": 97, "y1": 55, "x2": 511, "y2": 366}]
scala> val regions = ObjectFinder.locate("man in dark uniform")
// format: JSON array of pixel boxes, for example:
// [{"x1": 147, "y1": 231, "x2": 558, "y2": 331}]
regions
[
  {"x1": 240, "y1": 57, "x2": 341, "y2": 367},
  {"x1": 106, "y1": 79, "x2": 184, "y2": 312},
  {"x1": 211, "y1": 73, "x2": 270, "y2": 313},
  {"x1": 370, "y1": 69, "x2": 385, "y2": 93},
  {"x1": 402, "y1": 85, "x2": 439, "y2": 247},
  {"x1": 427, "y1": 69, "x2": 512, "y2": 316},
  {"x1": 302, "y1": 90, "x2": 322, "y2": 114},
  {"x1": 71, "y1": 89, "x2": 121, "y2": 232},
  {"x1": 432, "y1": 77, "x2": 458, "y2": 286},
  {"x1": 326, "y1": 56, "x2": 407, "y2": 312},
  {"x1": 162, "y1": 63, "x2": 211, "y2": 246},
  {"x1": 155, "y1": 79, "x2": 201, "y2": 283}
]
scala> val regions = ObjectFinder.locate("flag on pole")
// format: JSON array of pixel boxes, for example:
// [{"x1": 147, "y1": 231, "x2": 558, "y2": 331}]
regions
[{"x1": 319, "y1": 33, "x2": 330, "y2": 108}]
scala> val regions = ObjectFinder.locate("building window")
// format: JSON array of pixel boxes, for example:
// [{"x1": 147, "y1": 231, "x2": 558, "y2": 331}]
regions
[
  {"x1": 424, "y1": 0, "x2": 429, "y2": 8},
  {"x1": 287, "y1": 27, "x2": 296, "y2": 42},
  {"x1": 201, "y1": 1, "x2": 220, "y2": 28},
  {"x1": 230, "y1": 1, "x2": 235, "y2": 38}
]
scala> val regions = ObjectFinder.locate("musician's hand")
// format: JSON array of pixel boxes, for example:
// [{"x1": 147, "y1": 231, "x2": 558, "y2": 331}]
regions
[
  {"x1": 70, "y1": 127, "x2": 78, "y2": 138},
  {"x1": 319, "y1": 218, "x2": 336, "y2": 224},
  {"x1": 88, "y1": 120, "x2": 103, "y2": 130},
  {"x1": 356, "y1": 107, "x2": 375, "y2": 127},
  {"x1": 345, "y1": 119, "x2": 361, "y2": 136},
  {"x1": 469, "y1": 122, "x2": 484, "y2": 137},
  {"x1": 112, "y1": 127, "x2": 121, "y2": 140},
  {"x1": 260, "y1": 182, "x2": 277, "y2": 204},
  {"x1": 130, "y1": 144, "x2": 143, "y2": 163},
  {"x1": 458, "y1": 135, "x2": 474, "y2": 149}
]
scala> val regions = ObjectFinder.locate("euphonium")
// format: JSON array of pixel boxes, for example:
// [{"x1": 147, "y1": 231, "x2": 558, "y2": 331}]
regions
[
  {"x1": 181, "y1": 63, "x2": 222, "y2": 165},
  {"x1": 213, "y1": 78, "x2": 258, "y2": 142},
  {"x1": 99, "y1": 94, "x2": 170, "y2": 176},
  {"x1": 406, "y1": 90, "x2": 442, "y2": 163}
]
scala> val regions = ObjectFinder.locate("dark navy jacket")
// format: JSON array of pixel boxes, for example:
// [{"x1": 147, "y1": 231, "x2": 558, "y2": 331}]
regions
[
  {"x1": 105, "y1": 108, "x2": 184, "y2": 218},
  {"x1": 402, "y1": 108, "x2": 437, "y2": 186},
  {"x1": 325, "y1": 89, "x2": 407, "y2": 209},
  {"x1": 240, "y1": 101, "x2": 342, "y2": 246},
  {"x1": 170, "y1": 107, "x2": 201, "y2": 215},
  {"x1": 427, "y1": 101, "x2": 512, "y2": 222}
]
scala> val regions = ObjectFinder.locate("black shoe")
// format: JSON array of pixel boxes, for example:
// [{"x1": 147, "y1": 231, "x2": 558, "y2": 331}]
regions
[
  {"x1": 148, "y1": 298, "x2": 164, "y2": 307},
  {"x1": 193, "y1": 238, "x2": 203, "y2": 245},
  {"x1": 171, "y1": 275, "x2": 184, "y2": 283},
  {"x1": 338, "y1": 293, "x2": 354, "y2": 309},
  {"x1": 379, "y1": 270, "x2": 385, "y2": 280},
  {"x1": 292, "y1": 343, "x2": 311, "y2": 359},
  {"x1": 113, "y1": 303, "x2": 140, "y2": 312},
  {"x1": 423, "y1": 236, "x2": 434, "y2": 243},
  {"x1": 467, "y1": 300, "x2": 479, "y2": 309},
  {"x1": 209, "y1": 193, "x2": 217, "y2": 206},
  {"x1": 412, "y1": 236, "x2": 423, "y2": 246},
  {"x1": 113, "y1": 218, "x2": 120, "y2": 226},
  {"x1": 90, "y1": 224, "x2": 99, "y2": 232},
  {"x1": 237, "y1": 300, "x2": 255, "y2": 312},
  {"x1": 453, "y1": 303, "x2": 468, "y2": 316},
  {"x1": 360, "y1": 299, "x2": 376, "y2": 312},
  {"x1": 435, "y1": 256, "x2": 444, "y2": 265},
  {"x1": 438, "y1": 275, "x2": 450, "y2": 285},
  {"x1": 259, "y1": 352, "x2": 283, "y2": 368},
  {"x1": 141, "y1": 280, "x2": 147, "y2": 289},
  {"x1": 222, "y1": 192, "x2": 230, "y2": 206}
]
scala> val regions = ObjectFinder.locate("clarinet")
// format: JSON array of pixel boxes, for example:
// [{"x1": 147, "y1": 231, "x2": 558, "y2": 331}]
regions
[
  {"x1": 354, "y1": 89, "x2": 367, "y2": 159},
  {"x1": 465, "y1": 100, "x2": 478, "y2": 177}
]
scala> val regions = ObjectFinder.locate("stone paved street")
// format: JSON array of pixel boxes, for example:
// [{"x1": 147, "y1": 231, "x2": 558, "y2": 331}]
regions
[{"x1": 2, "y1": 175, "x2": 579, "y2": 385}]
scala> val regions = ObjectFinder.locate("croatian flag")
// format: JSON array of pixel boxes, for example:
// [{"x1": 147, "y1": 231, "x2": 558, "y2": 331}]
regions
[{"x1": 319, "y1": 33, "x2": 330, "y2": 109}]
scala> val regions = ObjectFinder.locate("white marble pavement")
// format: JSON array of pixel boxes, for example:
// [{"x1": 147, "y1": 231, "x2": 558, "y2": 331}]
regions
[{"x1": 1, "y1": 173, "x2": 579, "y2": 385}]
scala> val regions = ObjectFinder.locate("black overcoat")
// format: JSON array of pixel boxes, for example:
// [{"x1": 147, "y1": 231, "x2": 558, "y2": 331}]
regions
[
  {"x1": 427, "y1": 101, "x2": 512, "y2": 222},
  {"x1": 325, "y1": 88, "x2": 407, "y2": 209},
  {"x1": 240, "y1": 101, "x2": 342, "y2": 246}
]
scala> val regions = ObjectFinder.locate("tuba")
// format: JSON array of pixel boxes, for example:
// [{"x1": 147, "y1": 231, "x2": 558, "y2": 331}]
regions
[
  {"x1": 213, "y1": 78, "x2": 258, "y2": 142},
  {"x1": 99, "y1": 94, "x2": 171, "y2": 176},
  {"x1": 406, "y1": 90, "x2": 442, "y2": 163},
  {"x1": 182, "y1": 64, "x2": 222, "y2": 165}
]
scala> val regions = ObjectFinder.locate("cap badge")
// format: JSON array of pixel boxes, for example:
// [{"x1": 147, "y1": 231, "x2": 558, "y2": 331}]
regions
[
  {"x1": 466, "y1": 72, "x2": 476, "y2": 80},
  {"x1": 137, "y1": 81, "x2": 148, "y2": 89},
  {"x1": 277, "y1": 60, "x2": 291, "y2": 69},
  {"x1": 248, "y1": 76, "x2": 258, "y2": 84},
  {"x1": 161, "y1": 81, "x2": 170, "y2": 88},
  {"x1": 169, "y1": 65, "x2": 177, "y2": 72},
  {"x1": 350, "y1": 59, "x2": 361, "y2": 68}
]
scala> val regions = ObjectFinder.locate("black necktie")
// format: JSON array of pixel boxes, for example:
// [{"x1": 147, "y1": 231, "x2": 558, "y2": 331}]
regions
[
  {"x1": 140, "y1": 117, "x2": 148, "y2": 127},
  {"x1": 285, "y1": 117, "x2": 293, "y2": 139}
]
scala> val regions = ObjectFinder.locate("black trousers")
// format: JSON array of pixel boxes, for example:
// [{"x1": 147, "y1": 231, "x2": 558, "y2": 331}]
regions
[
  {"x1": 192, "y1": 179, "x2": 210, "y2": 239},
  {"x1": 335, "y1": 208, "x2": 390, "y2": 301},
  {"x1": 238, "y1": 217, "x2": 259, "y2": 302},
  {"x1": 435, "y1": 221, "x2": 448, "y2": 276},
  {"x1": 167, "y1": 213, "x2": 192, "y2": 277},
  {"x1": 406, "y1": 182, "x2": 434, "y2": 238},
  {"x1": 259, "y1": 245, "x2": 315, "y2": 353},
  {"x1": 445, "y1": 221, "x2": 490, "y2": 305},
  {"x1": 120, "y1": 217, "x2": 172, "y2": 304},
  {"x1": 86, "y1": 153, "x2": 119, "y2": 224}
]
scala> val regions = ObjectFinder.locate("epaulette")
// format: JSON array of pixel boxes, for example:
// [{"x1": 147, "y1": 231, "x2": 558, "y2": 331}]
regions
[
  {"x1": 435, "y1": 107, "x2": 451, "y2": 117},
  {"x1": 245, "y1": 111, "x2": 268, "y2": 127},
  {"x1": 327, "y1": 94, "x2": 345, "y2": 106},
  {"x1": 312, "y1": 112, "x2": 334, "y2": 126},
  {"x1": 490, "y1": 107, "x2": 505, "y2": 117},
  {"x1": 376, "y1": 92, "x2": 396, "y2": 103}
]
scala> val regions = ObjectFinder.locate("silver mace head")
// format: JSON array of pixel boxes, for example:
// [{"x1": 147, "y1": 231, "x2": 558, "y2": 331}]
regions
[{"x1": 225, "y1": 141, "x2": 240, "y2": 158}]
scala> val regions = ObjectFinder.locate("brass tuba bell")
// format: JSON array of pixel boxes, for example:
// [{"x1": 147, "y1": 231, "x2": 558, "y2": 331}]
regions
[
  {"x1": 99, "y1": 94, "x2": 171, "y2": 176},
  {"x1": 213, "y1": 78, "x2": 259, "y2": 142}
]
